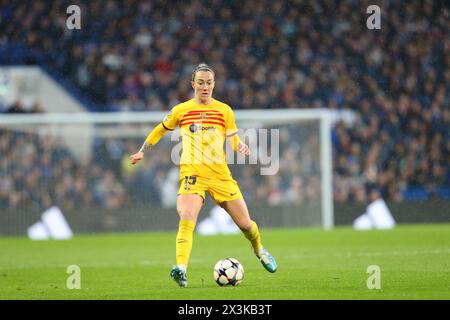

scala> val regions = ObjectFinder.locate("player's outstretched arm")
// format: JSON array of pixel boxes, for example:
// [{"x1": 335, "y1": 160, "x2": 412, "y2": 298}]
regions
[
  {"x1": 227, "y1": 134, "x2": 250, "y2": 156},
  {"x1": 237, "y1": 141, "x2": 250, "y2": 156},
  {"x1": 129, "y1": 122, "x2": 170, "y2": 165},
  {"x1": 129, "y1": 151, "x2": 144, "y2": 165},
  {"x1": 129, "y1": 141, "x2": 149, "y2": 165}
]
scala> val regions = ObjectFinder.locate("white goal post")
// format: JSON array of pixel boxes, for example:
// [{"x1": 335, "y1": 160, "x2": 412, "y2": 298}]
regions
[{"x1": 0, "y1": 109, "x2": 334, "y2": 230}]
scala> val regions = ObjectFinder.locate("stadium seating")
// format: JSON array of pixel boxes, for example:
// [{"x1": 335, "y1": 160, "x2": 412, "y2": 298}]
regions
[{"x1": 0, "y1": 0, "x2": 448, "y2": 208}]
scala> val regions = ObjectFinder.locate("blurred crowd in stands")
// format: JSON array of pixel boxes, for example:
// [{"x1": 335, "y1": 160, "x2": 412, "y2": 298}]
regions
[
  {"x1": 0, "y1": 125, "x2": 323, "y2": 210},
  {"x1": 0, "y1": 0, "x2": 449, "y2": 210}
]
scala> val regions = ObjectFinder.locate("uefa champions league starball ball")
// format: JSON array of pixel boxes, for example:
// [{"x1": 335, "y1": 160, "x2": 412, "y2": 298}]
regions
[{"x1": 213, "y1": 258, "x2": 244, "y2": 286}]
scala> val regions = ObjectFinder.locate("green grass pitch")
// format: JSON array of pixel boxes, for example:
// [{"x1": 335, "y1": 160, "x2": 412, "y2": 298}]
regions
[{"x1": 0, "y1": 224, "x2": 449, "y2": 300}]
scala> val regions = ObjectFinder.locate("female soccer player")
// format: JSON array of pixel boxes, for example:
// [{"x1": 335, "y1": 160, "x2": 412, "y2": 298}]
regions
[{"x1": 129, "y1": 63, "x2": 277, "y2": 287}]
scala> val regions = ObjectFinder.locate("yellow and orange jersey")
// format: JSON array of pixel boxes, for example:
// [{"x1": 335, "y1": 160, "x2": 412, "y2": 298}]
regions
[{"x1": 157, "y1": 98, "x2": 239, "y2": 180}]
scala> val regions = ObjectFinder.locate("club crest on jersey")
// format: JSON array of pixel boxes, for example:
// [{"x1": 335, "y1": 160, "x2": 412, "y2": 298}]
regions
[{"x1": 199, "y1": 113, "x2": 206, "y2": 119}]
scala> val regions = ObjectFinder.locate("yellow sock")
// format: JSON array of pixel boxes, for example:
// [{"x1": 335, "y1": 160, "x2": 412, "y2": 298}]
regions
[
  {"x1": 176, "y1": 219, "x2": 196, "y2": 268},
  {"x1": 242, "y1": 220, "x2": 262, "y2": 253}
]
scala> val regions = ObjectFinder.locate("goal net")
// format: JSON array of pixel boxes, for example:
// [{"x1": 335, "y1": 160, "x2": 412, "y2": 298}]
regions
[{"x1": 0, "y1": 109, "x2": 333, "y2": 235}]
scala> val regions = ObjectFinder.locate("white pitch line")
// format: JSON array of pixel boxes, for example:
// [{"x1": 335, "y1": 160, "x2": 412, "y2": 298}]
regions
[
  {"x1": 284, "y1": 248, "x2": 450, "y2": 259},
  {"x1": 0, "y1": 259, "x2": 210, "y2": 270}
]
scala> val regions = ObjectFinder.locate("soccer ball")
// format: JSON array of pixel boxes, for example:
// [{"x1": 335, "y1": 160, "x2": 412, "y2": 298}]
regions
[{"x1": 213, "y1": 258, "x2": 244, "y2": 286}]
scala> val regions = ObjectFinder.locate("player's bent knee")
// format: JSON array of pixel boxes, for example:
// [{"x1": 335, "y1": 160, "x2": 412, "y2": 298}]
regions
[
  {"x1": 238, "y1": 222, "x2": 253, "y2": 233},
  {"x1": 177, "y1": 211, "x2": 197, "y2": 221}
]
